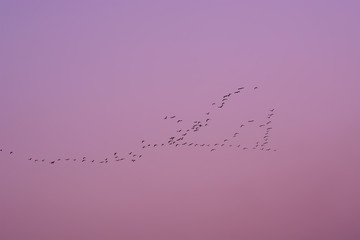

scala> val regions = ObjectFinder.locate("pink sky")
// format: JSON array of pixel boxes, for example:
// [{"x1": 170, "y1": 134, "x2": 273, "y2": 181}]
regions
[{"x1": 1, "y1": 1, "x2": 360, "y2": 239}]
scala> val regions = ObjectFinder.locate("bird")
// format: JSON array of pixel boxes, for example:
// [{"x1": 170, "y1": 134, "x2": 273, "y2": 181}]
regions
[
  {"x1": 141, "y1": 140, "x2": 145, "y2": 143},
  {"x1": 238, "y1": 87, "x2": 245, "y2": 90},
  {"x1": 210, "y1": 149, "x2": 216, "y2": 152},
  {"x1": 254, "y1": 86, "x2": 258, "y2": 90},
  {"x1": 206, "y1": 112, "x2": 210, "y2": 115},
  {"x1": 170, "y1": 116, "x2": 176, "y2": 119},
  {"x1": 164, "y1": 116, "x2": 167, "y2": 119},
  {"x1": 114, "y1": 152, "x2": 117, "y2": 156},
  {"x1": 266, "y1": 121, "x2": 271, "y2": 124},
  {"x1": 240, "y1": 124, "x2": 245, "y2": 127},
  {"x1": 10, "y1": 151, "x2": 13, "y2": 154},
  {"x1": 129, "y1": 152, "x2": 132, "y2": 155},
  {"x1": 177, "y1": 120, "x2": 182, "y2": 123},
  {"x1": 131, "y1": 159, "x2": 136, "y2": 162},
  {"x1": 50, "y1": 161, "x2": 55, "y2": 164},
  {"x1": 212, "y1": 103, "x2": 216, "y2": 105}
]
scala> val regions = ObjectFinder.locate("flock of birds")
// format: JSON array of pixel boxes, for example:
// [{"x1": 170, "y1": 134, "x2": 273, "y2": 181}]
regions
[{"x1": 1, "y1": 86, "x2": 277, "y2": 165}]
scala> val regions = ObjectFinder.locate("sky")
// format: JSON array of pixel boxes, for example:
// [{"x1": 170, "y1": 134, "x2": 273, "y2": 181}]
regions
[{"x1": 1, "y1": 1, "x2": 360, "y2": 239}]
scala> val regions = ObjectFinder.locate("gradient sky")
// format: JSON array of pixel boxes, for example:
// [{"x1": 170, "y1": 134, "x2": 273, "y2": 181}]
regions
[{"x1": 1, "y1": 1, "x2": 360, "y2": 240}]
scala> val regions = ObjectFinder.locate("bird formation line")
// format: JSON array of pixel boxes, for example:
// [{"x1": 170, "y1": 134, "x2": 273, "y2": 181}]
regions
[{"x1": 1, "y1": 86, "x2": 277, "y2": 165}]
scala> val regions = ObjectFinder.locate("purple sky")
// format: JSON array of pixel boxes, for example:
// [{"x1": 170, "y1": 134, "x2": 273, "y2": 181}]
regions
[{"x1": 1, "y1": 1, "x2": 360, "y2": 239}]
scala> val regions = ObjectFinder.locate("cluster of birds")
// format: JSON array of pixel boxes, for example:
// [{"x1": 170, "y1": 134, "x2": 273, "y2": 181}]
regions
[{"x1": 1, "y1": 86, "x2": 277, "y2": 165}]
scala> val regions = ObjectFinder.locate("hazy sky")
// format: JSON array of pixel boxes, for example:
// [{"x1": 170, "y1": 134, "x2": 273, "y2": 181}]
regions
[{"x1": 1, "y1": 1, "x2": 360, "y2": 240}]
